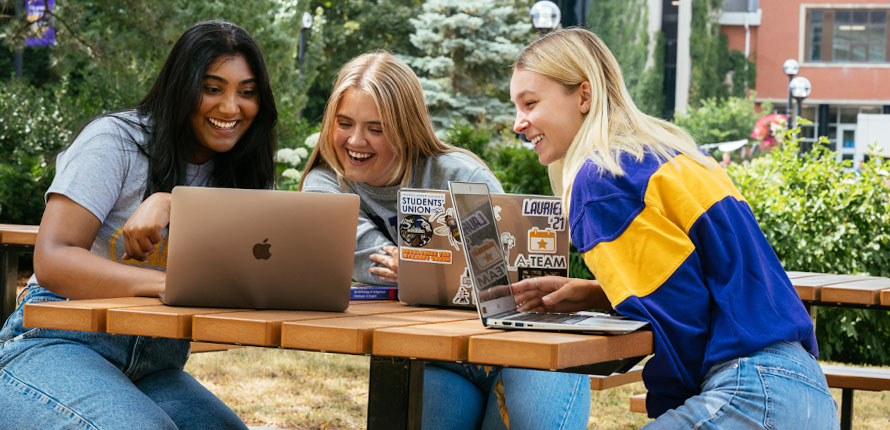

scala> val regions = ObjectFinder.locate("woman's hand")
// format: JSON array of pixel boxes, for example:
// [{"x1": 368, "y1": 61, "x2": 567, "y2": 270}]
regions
[
  {"x1": 368, "y1": 245, "x2": 399, "y2": 283},
  {"x1": 511, "y1": 276, "x2": 611, "y2": 313},
  {"x1": 122, "y1": 192, "x2": 171, "y2": 261}
]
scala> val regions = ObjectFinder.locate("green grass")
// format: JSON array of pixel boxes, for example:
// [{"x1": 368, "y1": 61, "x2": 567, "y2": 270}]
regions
[{"x1": 186, "y1": 348, "x2": 890, "y2": 430}]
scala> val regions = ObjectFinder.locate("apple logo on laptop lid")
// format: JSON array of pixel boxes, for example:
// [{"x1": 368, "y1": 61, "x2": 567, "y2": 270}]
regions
[{"x1": 253, "y1": 238, "x2": 271, "y2": 260}]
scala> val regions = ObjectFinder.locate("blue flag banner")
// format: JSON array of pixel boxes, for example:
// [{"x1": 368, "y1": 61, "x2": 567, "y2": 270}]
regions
[{"x1": 25, "y1": 0, "x2": 55, "y2": 47}]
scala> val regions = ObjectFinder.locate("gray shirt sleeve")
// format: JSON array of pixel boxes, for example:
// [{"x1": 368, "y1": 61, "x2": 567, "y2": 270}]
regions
[{"x1": 302, "y1": 166, "x2": 396, "y2": 285}]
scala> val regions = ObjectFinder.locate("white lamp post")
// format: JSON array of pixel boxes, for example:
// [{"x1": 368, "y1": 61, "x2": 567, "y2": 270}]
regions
[
  {"x1": 783, "y1": 59, "x2": 799, "y2": 116},
  {"x1": 530, "y1": 1, "x2": 561, "y2": 34},
  {"x1": 789, "y1": 76, "x2": 811, "y2": 138}
]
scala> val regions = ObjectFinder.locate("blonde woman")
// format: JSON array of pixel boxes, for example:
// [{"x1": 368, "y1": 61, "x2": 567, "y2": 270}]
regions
[
  {"x1": 301, "y1": 52, "x2": 590, "y2": 430},
  {"x1": 509, "y1": 28, "x2": 838, "y2": 429}
]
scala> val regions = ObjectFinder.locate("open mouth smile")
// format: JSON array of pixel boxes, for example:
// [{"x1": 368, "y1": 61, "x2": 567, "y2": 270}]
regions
[
  {"x1": 208, "y1": 117, "x2": 238, "y2": 130},
  {"x1": 347, "y1": 149, "x2": 374, "y2": 162}
]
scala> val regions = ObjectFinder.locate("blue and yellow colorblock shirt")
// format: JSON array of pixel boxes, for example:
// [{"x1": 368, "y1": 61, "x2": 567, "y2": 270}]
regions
[{"x1": 569, "y1": 151, "x2": 817, "y2": 418}]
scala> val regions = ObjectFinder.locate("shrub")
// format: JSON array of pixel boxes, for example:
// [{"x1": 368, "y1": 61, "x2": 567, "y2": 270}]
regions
[{"x1": 727, "y1": 131, "x2": 890, "y2": 364}]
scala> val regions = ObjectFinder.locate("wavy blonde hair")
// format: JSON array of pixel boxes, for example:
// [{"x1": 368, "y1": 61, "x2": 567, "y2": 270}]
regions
[
  {"x1": 513, "y1": 28, "x2": 713, "y2": 209},
  {"x1": 301, "y1": 51, "x2": 486, "y2": 188}
]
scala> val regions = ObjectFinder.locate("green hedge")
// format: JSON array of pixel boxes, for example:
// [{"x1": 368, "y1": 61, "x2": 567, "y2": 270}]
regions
[{"x1": 727, "y1": 135, "x2": 890, "y2": 364}]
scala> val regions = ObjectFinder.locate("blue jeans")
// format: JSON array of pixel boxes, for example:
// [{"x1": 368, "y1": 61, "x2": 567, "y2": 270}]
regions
[
  {"x1": 0, "y1": 285, "x2": 246, "y2": 430},
  {"x1": 422, "y1": 362, "x2": 590, "y2": 430},
  {"x1": 644, "y1": 341, "x2": 839, "y2": 430}
]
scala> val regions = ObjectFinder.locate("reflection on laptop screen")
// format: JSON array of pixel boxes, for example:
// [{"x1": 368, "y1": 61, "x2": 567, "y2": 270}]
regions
[{"x1": 450, "y1": 183, "x2": 516, "y2": 317}]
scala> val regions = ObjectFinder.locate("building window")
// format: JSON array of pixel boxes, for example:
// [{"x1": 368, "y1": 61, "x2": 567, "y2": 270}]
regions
[{"x1": 807, "y1": 9, "x2": 889, "y2": 63}]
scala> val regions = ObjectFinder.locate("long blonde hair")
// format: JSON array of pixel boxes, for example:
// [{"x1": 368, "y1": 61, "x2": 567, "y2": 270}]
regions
[
  {"x1": 513, "y1": 28, "x2": 713, "y2": 209},
  {"x1": 300, "y1": 51, "x2": 487, "y2": 189}
]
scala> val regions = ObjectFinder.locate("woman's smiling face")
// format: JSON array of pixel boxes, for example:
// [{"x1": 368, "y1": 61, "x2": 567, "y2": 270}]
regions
[
  {"x1": 510, "y1": 69, "x2": 588, "y2": 166},
  {"x1": 189, "y1": 53, "x2": 259, "y2": 164},
  {"x1": 332, "y1": 89, "x2": 399, "y2": 186}
]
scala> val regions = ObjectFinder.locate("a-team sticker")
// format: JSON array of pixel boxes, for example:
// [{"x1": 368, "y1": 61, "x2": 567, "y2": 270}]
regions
[
  {"x1": 400, "y1": 246, "x2": 452, "y2": 264},
  {"x1": 513, "y1": 253, "x2": 567, "y2": 269},
  {"x1": 399, "y1": 215, "x2": 433, "y2": 247},
  {"x1": 400, "y1": 191, "x2": 446, "y2": 216},
  {"x1": 528, "y1": 227, "x2": 556, "y2": 253}
]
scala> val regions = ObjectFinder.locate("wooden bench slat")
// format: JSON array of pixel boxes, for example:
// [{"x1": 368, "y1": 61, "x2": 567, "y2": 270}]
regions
[
  {"x1": 468, "y1": 329, "x2": 653, "y2": 370},
  {"x1": 590, "y1": 365, "x2": 644, "y2": 390},
  {"x1": 190, "y1": 342, "x2": 242, "y2": 353},
  {"x1": 0, "y1": 224, "x2": 39, "y2": 246},
  {"x1": 882, "y1": 288, "x2": 890, "y2": 307},
  {"x1": 629, "y1": 393, "x2": 647, "y2": 414}
]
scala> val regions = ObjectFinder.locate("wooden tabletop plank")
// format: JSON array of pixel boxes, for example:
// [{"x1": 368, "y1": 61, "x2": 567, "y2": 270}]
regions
[
  {"x1": 821, "y1": 364, "x2": 890, "y2": 391},
  {"x1": 468, "y1": 330, "x2": 653, "y2": 370},
  {"x1": 23, "y1": 297, "x2": 162, "y2": 332},
  {"x1": 192, "y1": 302, "x2": 432, "y2": 347},
  {"x1": 281, "y1": 309, "x2": 475, "y2": 354},
  {"x1": 790, "y1": 274, "x2": 877, "y2": 302},
  {"x1": 785, "y1": 271, "x2": 823, "y2": 279},
  {"x1": 107, "y1": 305, "x2": 250, "y2": 339},
  {"x1": 0, "y1": 224, "x2": 39, "y2": 246},
  {"x1": 820, "y1": 278, "x2": 890, "y2": 306},
  {"x1": 882, "y1": 289, "x2": 890, "y2": 307},
  {"x1": 372, "y1": 319, "x2": 492, "y2": 362}
]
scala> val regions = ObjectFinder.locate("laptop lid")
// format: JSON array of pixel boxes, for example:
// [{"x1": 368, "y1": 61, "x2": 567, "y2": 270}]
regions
[
  {"x1": 397, "y1": 188, "x2": 569, "y2": 308},
  {"x1": 164, "y1": 186, "x2": 359, "y2": 311}
]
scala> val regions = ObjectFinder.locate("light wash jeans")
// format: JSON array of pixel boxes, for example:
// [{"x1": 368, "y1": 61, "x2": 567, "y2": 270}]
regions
[
  {"x1": 422, "y1": 361, "x2": 590, "y2": 430},
  {"x1": 0, "y1": 285, "x2": 247, "y2": 430},
  {"x1": 644, "y1": 341, "x2": 839, "y2": 430}
]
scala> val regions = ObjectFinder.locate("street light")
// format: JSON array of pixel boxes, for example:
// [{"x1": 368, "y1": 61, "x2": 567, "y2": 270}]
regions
[
  {"x1": 530, "y1": 1, "x2": 560, "y2": 34},
  {"x1": 298, "y1": 12, "x2": 313, "y2": 74},
  {"x1": 789, "y1": 76, "x2": 811, "y2": 141},
  {"x1": 782, "y1": 59, "x2": 799, "y2": 116}
]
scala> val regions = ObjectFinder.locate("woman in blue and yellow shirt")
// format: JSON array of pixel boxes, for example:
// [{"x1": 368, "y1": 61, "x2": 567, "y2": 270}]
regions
[{"x1": 509, "y1": 28, "x2": 839, "y2": 429}]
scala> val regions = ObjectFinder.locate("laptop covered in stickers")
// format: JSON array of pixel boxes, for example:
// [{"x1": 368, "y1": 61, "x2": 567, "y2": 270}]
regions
[{"x1": 396, "y1": 187, "x2": 570, "y2": 308}]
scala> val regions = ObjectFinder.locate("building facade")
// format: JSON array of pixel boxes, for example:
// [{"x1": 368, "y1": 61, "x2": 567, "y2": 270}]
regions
[{"x1": 720, "y1": 0, "x2": 890, "y2": 162}]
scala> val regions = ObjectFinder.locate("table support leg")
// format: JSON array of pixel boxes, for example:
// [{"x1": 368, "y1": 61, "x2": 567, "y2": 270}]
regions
[
  {"x1": 839, "y1": 388, "x2": 853, "y2": 430},
  {"x1": 1, "y1": 245, "x2": 18, "y2": 322},
  {"x1": 367, "y1": 356, "x2": 424, "y2": 430}
]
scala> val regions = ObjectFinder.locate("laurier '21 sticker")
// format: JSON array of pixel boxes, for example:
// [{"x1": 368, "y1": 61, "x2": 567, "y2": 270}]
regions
[{"x1": 399, "y1": 215, "x2": 433, "y2": 247}]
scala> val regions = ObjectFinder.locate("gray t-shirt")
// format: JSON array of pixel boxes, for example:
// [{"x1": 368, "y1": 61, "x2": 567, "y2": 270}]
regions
[
  {"x1": 302, "y1": 151, "x2": 503, "y2": 285},
  {"x1": 38, "y1": 110, "x2": 213, "y2": 280}
]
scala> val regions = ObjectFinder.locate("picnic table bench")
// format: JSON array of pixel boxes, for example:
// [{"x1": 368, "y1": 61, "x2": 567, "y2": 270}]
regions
[{"x1": 22, "y1": 297, "x2": 652, "y2": 430}]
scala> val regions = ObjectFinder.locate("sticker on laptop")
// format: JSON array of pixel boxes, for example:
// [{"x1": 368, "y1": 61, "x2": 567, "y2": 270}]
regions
[
  {"x1": 452, "y1": 267, "x2": 476, "y2": 305},
  {"x1": 513, "y1": 253, "x2": 567, "y2": 269},
  {"x1": 399, "y1": 215, "x2": 433, "y2": 247},
  {"x1": 522, "y1": 198, "x2": 563, "y2": 217},
  {"x1": 400, "y1": 246, "x2": 452, "y2": 264},
  {"x1": 527, "y1": 227, "x2": 557, "y2": 254},
  {"x1": 469, "y1": 238, "x2": 502, "y2": 271},
  {"x1": 400, "y1": 191, "x2": 446, "y2": 216},
  {"x1": 517, "y1": 266, "x2": 568, "y2": 280},
  {"x1": 431, "y1": 207, "x2": 462, "y2": 251}
]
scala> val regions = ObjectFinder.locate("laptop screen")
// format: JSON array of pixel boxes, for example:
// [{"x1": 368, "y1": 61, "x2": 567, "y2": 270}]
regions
[{"x1": 449, "y1": 182, "x2": 517, "y2": 318}]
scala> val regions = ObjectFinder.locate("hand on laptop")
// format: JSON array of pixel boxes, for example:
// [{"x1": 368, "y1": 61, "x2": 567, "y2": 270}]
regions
[
  {"x1": 511, "y1": 276, "x2": 611, "y2": 313},
  {"x1": 368, "y1": 245, "x2": 399, "y2": 283},
  {"x1": 122, "y1": 192, "x2": 171, "y2": 261}
]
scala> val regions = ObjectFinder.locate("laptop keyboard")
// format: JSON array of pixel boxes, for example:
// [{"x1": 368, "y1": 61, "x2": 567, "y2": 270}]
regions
[{"x1": 504, "y1": 312, "x2": 588, "y2": 325}]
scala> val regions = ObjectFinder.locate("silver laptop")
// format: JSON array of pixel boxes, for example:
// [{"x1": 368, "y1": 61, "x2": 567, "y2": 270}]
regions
[
  {"x1": 164, "y1": 186, "x2": 359, "y2": 311},
  {"x1": 448, "y1": 181, "x2": 649, "y2": 334},
  {"x1": 397, "y1": 188, "x2": 570, "y2": 308}
]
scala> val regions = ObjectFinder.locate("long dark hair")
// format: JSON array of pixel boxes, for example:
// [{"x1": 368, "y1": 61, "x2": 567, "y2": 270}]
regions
[{"x1": 137, "y1": 20, "x2": 277, "y2": 195}]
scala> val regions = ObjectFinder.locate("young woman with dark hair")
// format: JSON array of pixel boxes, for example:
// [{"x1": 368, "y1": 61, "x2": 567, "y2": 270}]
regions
[{"x1": 0, "y1": 20, "x2": 276, "y2": 429}]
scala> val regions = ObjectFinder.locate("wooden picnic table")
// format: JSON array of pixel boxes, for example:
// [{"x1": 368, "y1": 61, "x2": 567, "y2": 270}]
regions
[
  {"x1": 22, "y1": 298, "x2": 652, "y2": 430},
  {"x1": 1, "y1": 224, "x2": 39, "y2": 320}
]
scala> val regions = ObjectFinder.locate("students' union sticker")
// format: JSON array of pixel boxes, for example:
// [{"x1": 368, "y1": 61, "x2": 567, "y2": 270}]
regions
[{"x1": 399, "y1": 215, "x2": 433, "y2": 247}]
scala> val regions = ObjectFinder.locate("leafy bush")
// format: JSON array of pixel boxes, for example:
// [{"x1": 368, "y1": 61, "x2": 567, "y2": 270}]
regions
[
  {"x1": 727, "y1": 132, "x2": 890, "y2": 365},
  {"x1": 0, "y1": 79, "x2": 83, "y2": 224}
]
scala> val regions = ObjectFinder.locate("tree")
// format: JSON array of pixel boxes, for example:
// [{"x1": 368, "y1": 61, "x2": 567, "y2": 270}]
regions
[
  {"x1": 401, "y1": 0, "x2": 535, "y2": 130},
  {"x1": 587, "y1": 0, "x2": 664, "y2": 117},
  {"x1": 688, "y1": 0, "x2": 755, "y2": 106}
]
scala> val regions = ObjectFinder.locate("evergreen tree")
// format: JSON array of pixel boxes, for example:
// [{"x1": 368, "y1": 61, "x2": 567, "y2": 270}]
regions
[
  {"x1": 688, "y1": 0, "x2": 755, "y2": 106},
  {"x1": 401, "y1": 0, "x2": 535, "y2": 130}
]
